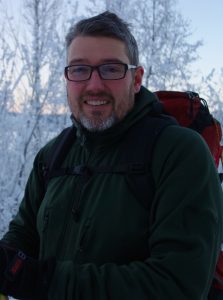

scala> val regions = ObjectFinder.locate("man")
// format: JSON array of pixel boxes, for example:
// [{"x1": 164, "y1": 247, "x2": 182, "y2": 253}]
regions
[{"x1": 0, "y1": 11, "x2": 223, "y2": 300}]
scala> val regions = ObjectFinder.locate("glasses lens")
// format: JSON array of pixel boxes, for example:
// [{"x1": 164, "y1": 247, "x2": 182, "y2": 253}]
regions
[
  {"x1": 99, "y1": 64, "x2": 125, "y2": 79},
  {"x1": 67, "y1": 65, "x2": 91, "y2": 81}
]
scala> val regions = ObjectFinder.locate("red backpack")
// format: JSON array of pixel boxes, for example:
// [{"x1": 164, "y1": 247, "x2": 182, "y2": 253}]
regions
[
  {"x1": 155, "y1": 90, "x2": 223, "y2": 297},
  {"x1": 155, "y1": 91, "x2": 222, "y2": 168}
]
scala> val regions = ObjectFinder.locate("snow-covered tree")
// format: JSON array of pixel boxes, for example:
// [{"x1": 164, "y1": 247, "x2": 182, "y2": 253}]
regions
[
  {"x1": 195, "y1": 69, "x2": 223, "y2": 125},
  {"x1": 0, "y1": 0, "x2": 75, "y2": 237},
  {"x1": 13, "y1": 0, "x2": 68, "y2": 187},
  {"x1": 134, "y1": 0, "x2": 202, "y2": 90}
]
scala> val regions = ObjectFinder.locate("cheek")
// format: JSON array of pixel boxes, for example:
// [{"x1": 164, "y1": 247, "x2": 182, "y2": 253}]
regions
[
  {"x1": 67, "y1": 82, "x2": 80, "y2": 96},
  {"x1": 114, "y1": 83, "x2": 135, "y2": 120},
  {"x1": 67, "y1": 83, "x2": 82, "y2": 104},
  {"x1": 66, "y1": 84, "x2": 81, "y2": 117}
]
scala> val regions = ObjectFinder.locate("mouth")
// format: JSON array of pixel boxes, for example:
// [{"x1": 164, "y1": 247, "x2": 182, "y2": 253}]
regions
[{"x1": 84, "y1": 100, "x2": 110, "y2": 106}]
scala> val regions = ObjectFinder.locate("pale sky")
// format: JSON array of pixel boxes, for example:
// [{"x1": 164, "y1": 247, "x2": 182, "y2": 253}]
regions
[{"x1": 177, "y1": 0, "x2": 223, "y2": 75}]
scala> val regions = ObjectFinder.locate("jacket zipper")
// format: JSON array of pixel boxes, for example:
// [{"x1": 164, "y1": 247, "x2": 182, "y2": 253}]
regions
[
  {"x1": 78, "y1": 218, "x2": 91, "y2": 254},
  {"x1": 72, "y1": 176, "x2": 87, "y2": 222},
  {"x1": 40, "y1": 210, "x2": 50, "y2": 258},
  {"x1": 72, "y1": 156, "x2": 93, "y2": 222},
  {"x1": 55, "y1": 175, "x2": 85, "y2": 257},
  {"x1": 56, "y1": 147, "x2": 93, "y2": 256}
]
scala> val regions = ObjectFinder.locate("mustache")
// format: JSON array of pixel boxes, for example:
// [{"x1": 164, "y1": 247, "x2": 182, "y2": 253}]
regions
[{"x1": 81, "y1": 92, "x2": 113, "y2": 100}]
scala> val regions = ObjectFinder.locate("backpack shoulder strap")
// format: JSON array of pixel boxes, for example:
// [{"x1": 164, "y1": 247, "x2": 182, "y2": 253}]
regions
[
  {"x1": 118, "y1": 113, "x2": 177, "y2": 209},
  {"x1": 43, "y1": 125, "x2": 76, "y2": 188}
]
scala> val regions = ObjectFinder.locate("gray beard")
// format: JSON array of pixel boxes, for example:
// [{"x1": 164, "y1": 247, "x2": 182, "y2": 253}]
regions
[{"x1": 79, "y1": 112, "x2": 117, "y2": 132}]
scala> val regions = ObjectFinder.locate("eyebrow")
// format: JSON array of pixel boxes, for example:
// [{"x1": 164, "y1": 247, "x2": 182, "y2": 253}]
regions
[{"x1": 68, "y1": 58, "x2": 125, "y2": 65}]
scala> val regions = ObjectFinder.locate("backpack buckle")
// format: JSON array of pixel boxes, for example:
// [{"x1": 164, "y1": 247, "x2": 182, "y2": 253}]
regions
[{"x1": 72, "y1": 165, "x2": 92, "y2": 177}]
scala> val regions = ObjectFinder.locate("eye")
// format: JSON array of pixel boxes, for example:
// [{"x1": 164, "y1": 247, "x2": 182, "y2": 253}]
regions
[
  {"x1": 69, "y1": 65, "x2": 89, "y2": 74},
  {"x1": 101, "y1": 64, "x2": 123, "y2": 73}
]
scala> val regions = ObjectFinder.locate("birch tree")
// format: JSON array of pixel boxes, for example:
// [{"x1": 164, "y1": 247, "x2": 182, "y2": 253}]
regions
[
  {"x1": 14, "y1": 0, "x2": 68, "y2": 188},
  {"x1": 0, "y1": 21, "x2": 17, "y2": 232},
  {"x1": 129, "y1": 0, "x2": 202, "y2": 89},
  {"x1": 0, "y1": 0, "x2": 73, "y2": 236},
  {"x1": 195, "y1": 69, "x2": 223, "y2": 125}
]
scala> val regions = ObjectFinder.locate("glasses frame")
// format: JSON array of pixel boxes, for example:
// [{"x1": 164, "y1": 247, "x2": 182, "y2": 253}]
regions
[{"x1": 64, "y1": 63, "x2": 137, "y2": 82}]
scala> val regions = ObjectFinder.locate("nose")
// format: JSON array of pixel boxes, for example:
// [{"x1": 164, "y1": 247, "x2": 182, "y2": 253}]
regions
[{"x1": 85, "y1": 68, "x2": 105, "y2": 90}]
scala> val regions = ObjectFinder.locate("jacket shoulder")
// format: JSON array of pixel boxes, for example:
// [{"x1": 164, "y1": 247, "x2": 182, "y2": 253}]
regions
[{"x1": 152, "y1": 125, "x2": 218, "y2": 184}]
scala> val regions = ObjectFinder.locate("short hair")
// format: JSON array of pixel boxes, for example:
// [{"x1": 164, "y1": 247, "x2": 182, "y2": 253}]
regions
[{"x1": 65, "y1": 11, "x2": 139, "y2": 65}]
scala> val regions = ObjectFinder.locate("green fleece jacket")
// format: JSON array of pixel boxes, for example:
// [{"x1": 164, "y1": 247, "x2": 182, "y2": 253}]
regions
[{"x1": 2, "y1": 86, "x2": 223, "y2": 300}]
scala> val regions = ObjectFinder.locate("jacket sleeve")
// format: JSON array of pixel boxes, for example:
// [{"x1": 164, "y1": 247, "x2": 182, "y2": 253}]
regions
[
  {"x1": 47, "y1": 126, "x2": 223, "y2": 300},
  {"x1": 1, "y1": 149, "x2": 46, "y2": 257}
]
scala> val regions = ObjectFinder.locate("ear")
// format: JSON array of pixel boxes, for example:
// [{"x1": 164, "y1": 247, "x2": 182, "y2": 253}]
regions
[{"x1": 133, "y1": 66, "x2": 144, "y2": 93}]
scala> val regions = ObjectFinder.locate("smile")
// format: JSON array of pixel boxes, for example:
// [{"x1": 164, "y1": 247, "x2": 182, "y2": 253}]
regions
[{"x1": 84, "y1": 100, "x2": 109, "y2": 106}]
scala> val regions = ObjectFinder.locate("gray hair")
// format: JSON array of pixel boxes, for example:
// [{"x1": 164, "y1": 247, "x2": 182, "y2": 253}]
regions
[{"x1": 65, "y1": 11, "x2": 139, "y2": 65}]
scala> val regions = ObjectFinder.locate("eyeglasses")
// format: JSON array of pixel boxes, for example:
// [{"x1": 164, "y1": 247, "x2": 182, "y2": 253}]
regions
[{"x1": 64, "y1": 63, "x2": 137, "y2": 82}]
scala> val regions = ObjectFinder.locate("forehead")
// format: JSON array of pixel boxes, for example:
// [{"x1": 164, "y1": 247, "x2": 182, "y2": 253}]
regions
[{"x1": 67, "y1": 36, "x2": 130, "y2": 65}]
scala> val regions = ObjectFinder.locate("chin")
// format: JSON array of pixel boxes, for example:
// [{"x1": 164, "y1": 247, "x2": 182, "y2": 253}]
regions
[{"x1": 80, "y1": 114, "x2": 117, "y2": 132}]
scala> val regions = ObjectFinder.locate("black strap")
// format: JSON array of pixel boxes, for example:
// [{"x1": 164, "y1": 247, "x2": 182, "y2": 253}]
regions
[
  {"x1": 47, "y1": 162, "x2": 149, "y2": 179},
  {"x1": 189, "y1": 104, "x2": 213, "y2": 133},
  {"x1": 118, "y1": 113, "x2": 177, "y2": 209},
  {"x1": 44, "y1": 126, "x2": 76, "y2": 188}
]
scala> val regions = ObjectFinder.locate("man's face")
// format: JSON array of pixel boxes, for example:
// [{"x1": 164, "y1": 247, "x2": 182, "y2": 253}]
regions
[{"x1": 66, "y1": 36, "x2": 144, "y2": 131}]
